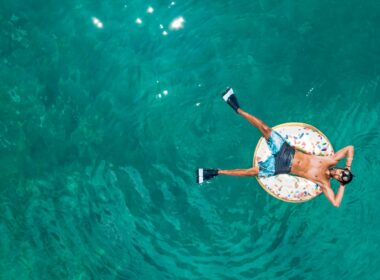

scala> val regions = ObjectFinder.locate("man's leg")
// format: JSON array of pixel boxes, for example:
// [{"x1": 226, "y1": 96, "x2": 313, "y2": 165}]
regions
[
  {"x1": 219, "y1": 166, "x2": 259, "y2": 177},
  {"x1": 237, "y1": 108, "x2": 272, "y2": 140},
  {"x1": 222, "y1": 88, "x2": 272, "y2": 140},
  {"x1": 196, "y1": 167, "x2": 259, "y2": 183}
]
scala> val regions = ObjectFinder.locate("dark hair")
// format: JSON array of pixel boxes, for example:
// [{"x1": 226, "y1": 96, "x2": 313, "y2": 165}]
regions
[{"x1": 340, "y1": 168, "x2": 354, "y2": 185}]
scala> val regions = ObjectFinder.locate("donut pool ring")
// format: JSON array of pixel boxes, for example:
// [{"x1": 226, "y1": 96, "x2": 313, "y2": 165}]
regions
[{"x1": 253, "y1": 122, "x2": 334, "y2": 203}]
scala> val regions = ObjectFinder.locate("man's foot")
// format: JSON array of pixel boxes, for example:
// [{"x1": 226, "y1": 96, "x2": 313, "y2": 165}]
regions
[
  {"x1": 222, "y1": 87, "x2": 240, "y2": 113},
  {"x1": 196, "y1": 168, "x2": 219, "y2": 184}
]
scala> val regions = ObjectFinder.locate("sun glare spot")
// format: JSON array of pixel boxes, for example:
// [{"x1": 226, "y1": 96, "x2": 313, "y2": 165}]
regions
[
  {"x1": 169, "y1": 17, "x2": 185, "y2": 30},
  {"x1": 92, "y1": 17, "x2": 103, "y2": 28}
]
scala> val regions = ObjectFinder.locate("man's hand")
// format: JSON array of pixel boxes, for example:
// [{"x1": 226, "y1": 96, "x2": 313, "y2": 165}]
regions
[
  {"x1": 333, "y1": 145, "x2": 354, "y2": 168},
  {"x1": 345, "y1": 146, "x2": 354, "y2": 170},
  {"x1": 321, "y1": 182, "x2": 346, "y2": 208}
]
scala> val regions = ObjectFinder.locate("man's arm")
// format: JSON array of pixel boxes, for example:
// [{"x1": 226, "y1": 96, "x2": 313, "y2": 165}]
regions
[
  {"x1": 333, "y1": 145, "x2": 355, "y2": 170},
  {"x1": 321, "y1": 181, "x2": 346, "y2": 208}
]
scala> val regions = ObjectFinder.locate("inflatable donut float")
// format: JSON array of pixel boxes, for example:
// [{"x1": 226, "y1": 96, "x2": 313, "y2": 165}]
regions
[{"x1": 253, "y1": 122, "x2": 334, "y2": 202}]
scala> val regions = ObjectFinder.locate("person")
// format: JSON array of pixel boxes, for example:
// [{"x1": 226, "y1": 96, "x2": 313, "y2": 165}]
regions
[{"x1": 196, "y1": 88, "x2": 355, "y2": 207}]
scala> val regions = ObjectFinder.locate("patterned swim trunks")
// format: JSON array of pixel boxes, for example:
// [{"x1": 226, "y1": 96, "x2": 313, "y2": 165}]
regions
[{"x1": 258, "y1": 130, "x2": 295, "y2": 177}]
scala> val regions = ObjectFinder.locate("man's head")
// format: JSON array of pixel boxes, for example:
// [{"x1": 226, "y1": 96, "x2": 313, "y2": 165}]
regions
[{"x1": 329, "y1": 167, "x2": 354, "y2": 185}]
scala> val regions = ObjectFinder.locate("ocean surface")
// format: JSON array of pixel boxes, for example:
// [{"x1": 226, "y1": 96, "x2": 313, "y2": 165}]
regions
[{"x1": 1, "y1": 0, "x2": 380, "y2": 279}]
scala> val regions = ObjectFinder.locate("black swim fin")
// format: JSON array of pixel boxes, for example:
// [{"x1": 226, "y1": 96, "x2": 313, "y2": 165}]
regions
[
  {"x1": 222, "y1": 87, "x2": 240, "y2": 113},
  {"x1": 196, "y1": 168, "x2": 219, "y2": 184}
]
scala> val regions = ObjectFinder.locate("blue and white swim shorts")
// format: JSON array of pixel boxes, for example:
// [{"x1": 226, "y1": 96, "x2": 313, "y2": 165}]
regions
[{"x1": 258, "y1": 130, "x2": 295, "y2": 177}]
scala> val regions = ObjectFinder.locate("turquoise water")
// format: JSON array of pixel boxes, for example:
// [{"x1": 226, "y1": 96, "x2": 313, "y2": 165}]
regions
[{"x1": 1, "y1": 0, "x2": 380, "y2": 279}]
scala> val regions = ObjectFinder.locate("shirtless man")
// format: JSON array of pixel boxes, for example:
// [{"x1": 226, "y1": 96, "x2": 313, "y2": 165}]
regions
[{"x1": 196, "y1": 88, "x2": 355, "y2": 207}]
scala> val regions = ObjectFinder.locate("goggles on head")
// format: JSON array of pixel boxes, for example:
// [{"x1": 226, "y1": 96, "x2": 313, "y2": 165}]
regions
[{"x1": 341, "y1": 170, "x2": 351, "y2": 182}]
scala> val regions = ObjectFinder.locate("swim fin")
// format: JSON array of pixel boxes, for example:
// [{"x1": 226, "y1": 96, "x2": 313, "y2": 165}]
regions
[
  {"x1": 222, "y1": 87, "x2": 240, "y2": 113},
  {"x1": 196, "y1": 168, "x2": 219, "y2": 184}
]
